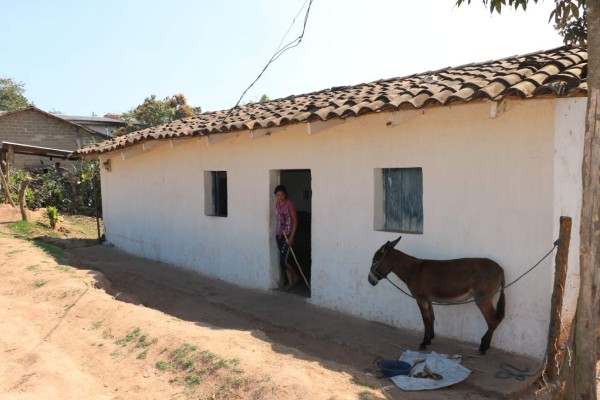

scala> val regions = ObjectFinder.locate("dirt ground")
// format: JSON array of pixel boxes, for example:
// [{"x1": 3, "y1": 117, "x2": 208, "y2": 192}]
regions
[
  {"x1": 0, "y1": 206, "x2": 389, "y2": 399},
  {"x1": 0, "y1": 204, "x2": 597, "y2": 400}
]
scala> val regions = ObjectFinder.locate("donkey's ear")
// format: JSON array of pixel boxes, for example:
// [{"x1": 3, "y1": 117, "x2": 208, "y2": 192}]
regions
[{"x1": 390, "y1": 236, "x2": 402, "y2": 248}]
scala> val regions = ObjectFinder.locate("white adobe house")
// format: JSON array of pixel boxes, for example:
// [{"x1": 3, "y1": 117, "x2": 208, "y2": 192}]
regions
[{"x1": 76, "y1": 46, "x2": 587, "y2": 359}]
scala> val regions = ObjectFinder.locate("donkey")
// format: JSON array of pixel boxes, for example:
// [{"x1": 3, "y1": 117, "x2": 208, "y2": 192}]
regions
[{"x1": 368, "y1": 236, "x2": 505, "y2": 355}]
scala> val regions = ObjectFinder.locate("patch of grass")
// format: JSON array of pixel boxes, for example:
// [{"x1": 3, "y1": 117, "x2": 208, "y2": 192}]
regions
[
  {"x1": 155, "y1": 344, "x2": 251, "y2": 399},
  {"x1": 209, "y1": 376, "x2": 248, "y2": 399},
  {"x1": 90, "y1": 321, "x2": 102, "y2": 330},
  {"x1": 210, "y1": 359, "x2": 230, "y2": 372},
  {"x1": 181, "y1": 359, "x2": 194, "y2": 370},
  {"x1": 58, "y1": 291, "x2": 68, "y2": 299},
  {"x1": 230, "y1": 358, "x2": 242, "y2": 373},
  {"x1": 156, "y1": 344, "x2": 205, "y2": 374},
  {"x1": 68, "y1": 217, "x2": 100, "y2": 237},
  {"x1": 137, "y1": 350, "x2": 148, "y2": 360},
  {"x1": 135, "y1": 334, "x2": 158, "y2": 349},
  {"x1": 6, "y1": 221, "x2": 37, "y2": 237},
  {"x1": 156, "y1": 361, "x2": 170, "y2": 371},
  {"x1": 32, "y1": 239, "x2": 69, "y2": 263},
  {"x1": 6, "y1": 220, "x2": 65, "y2": 239},
  {"x1": 55, "y1": 265, "x2": 73, "y2": 273},
  {"x1": 34, "y1": 280, "x2": 48, "y2": 287},
  {"x1": 200, "y1": 350, "x2": 216, "y2": 362},
  {"x1": 171, "y1": 344, "x2": 197, "y2": 363},
  {"x1": 185, "y1": 374, "x2": 202, "y2": 385},
  {"x1": 154, "y1": 343, "x2": 248, "y2": 396},
  {"x1": 115, "y1": 327, "x2": 141, "y2": 346},
  {"x1": 7, "y1": 249, "x2": 25, "y2": 255},
  {"x1": 25, "y1": 264, "x2": 39, "y2": 271}
]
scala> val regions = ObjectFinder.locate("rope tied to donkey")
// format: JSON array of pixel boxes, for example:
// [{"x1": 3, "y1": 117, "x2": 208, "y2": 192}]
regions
[{"x1": 384, "y1": 238, "x2": 568, "y2": 306}]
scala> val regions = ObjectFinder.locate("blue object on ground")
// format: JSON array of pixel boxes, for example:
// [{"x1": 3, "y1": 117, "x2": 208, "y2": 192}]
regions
[{"x1": 379, "y1": 360, "x2": 412, "y2": 377}]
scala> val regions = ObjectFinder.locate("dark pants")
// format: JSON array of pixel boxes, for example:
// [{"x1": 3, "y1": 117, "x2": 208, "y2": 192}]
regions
[{"x1": 276, "y1": 235, "x2": 292, "y2": 270}]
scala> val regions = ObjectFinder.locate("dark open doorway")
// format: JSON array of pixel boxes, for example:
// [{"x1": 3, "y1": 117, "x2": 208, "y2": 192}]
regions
[{"x1": 279, "y1": 169, "x2": 311, "y2": 297}]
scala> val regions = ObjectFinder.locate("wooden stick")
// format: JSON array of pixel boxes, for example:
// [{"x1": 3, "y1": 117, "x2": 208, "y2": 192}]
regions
[{"x1": 544, "y1": 216, "x2": 572, "y2": 382}]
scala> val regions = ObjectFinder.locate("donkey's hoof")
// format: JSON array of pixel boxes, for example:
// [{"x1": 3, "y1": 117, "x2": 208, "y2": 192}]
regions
[
  {"x1": 418, "y1": 344, "x2": 427, "y2": 351},
  {"x1": 478, "y1": 348, "x2": 487, "y2": 355}
]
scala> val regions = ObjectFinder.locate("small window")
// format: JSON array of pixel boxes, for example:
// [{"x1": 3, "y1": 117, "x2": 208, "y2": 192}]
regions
[
  {"x1": 204, "y1": 171, "x2": 228, "y2": 217},
  {"x1": 375, "y1": 167, "x2": 423, "y2": 233}
]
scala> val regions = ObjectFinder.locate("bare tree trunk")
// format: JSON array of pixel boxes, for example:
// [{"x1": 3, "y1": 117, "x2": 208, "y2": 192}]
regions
[
  {"x1": 573, "y1": 91, "x2": 600, "y2": 399},
  {"x1": 6, "y1": 145, "x2": 12, "y2": 183},
  {"x1": 0, "y1": 167, "x2": 15, "y2": 208},
  {"x1": 571, "y1": 2, "x2": 600, "y2": 398},
  {"x1": 18, "y1": 177, "x2": 31, "y2": 221}
]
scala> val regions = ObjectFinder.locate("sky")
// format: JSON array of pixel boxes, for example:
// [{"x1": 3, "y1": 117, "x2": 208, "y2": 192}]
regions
[{"x1": 0, "y1": 0, "x2": 564, "y2": 117}]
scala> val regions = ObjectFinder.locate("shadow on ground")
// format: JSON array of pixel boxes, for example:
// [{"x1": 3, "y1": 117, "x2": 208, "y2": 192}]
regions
[{"x1": 59, "y1": 242, "x2": 544, "y2": 399}]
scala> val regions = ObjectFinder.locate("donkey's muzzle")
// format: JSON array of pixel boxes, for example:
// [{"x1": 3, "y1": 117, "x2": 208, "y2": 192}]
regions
[{"x1": 368, "y1": 272, "x2": 379, "y2": 286}]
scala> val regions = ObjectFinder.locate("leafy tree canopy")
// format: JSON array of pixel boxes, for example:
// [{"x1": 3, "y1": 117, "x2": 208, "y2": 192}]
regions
[
  {"x1": 455, "y1": 0, "x2": 587, "y2": 46},
  {"x1": 114, "y1": 93, "x2": 201, "y2": 136},
  {"x1": 0, "y1": 78, "x2": 30, "y2": 112}
]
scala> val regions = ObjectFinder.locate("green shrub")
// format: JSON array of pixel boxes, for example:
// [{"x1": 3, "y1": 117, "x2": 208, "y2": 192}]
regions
[
  {"x1": 46, "y1": 206, "x2": 59, "y2": 229},
  {"x1": 3, "y1": 160, "x2": 101, "y2": 216}
]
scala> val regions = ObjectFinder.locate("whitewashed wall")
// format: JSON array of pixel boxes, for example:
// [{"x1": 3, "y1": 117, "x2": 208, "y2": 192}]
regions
[
  {"x1": 553, "y1": 98, "x2": 585, "y2": 322},
  {"x1": 99, "y1": 98, "x2": 585, "y2": 359}
]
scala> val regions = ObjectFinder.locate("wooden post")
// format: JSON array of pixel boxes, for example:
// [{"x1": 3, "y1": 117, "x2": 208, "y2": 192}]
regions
[
  {"x1": 0, "y1": 150, "x2": 4, "y2": 203},
  {"x1": 543, "y1": 216, "x2": 572, "y2": 382},
  {"x1": 93, "y1": 172, "x2": 102, "y2": 242}
]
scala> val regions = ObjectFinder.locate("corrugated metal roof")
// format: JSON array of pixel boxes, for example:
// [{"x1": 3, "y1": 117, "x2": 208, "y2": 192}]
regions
[
  {"x1": 76, "y1": 46, "x2": 587, "y2": 157},
  {"x1": 57, "y1": 114, "x2": 126, "y2": 126}
]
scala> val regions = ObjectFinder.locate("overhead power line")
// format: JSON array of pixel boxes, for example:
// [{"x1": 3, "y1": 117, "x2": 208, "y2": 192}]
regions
[{"x1": 232, "y1": 0, "x2": 314, "y2": 109}]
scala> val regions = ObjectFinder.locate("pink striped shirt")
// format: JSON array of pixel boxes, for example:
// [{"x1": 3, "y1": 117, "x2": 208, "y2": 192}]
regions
[{"x1": 275, "y1": 200, "x2": 295, "y2": 236}]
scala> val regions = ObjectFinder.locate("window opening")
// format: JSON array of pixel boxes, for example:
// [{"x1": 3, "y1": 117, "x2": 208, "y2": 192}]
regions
[
  {"x1": 205, "y1": 171, "x2": 228, "y2": 217},
  {"x1": 379, "y1": 167, "x2": 423, "y2": 233}
]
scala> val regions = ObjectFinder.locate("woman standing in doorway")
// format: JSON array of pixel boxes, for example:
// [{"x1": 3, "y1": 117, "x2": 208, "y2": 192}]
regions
[{"x1": 274, "y1": 185, "x2": 299, "y2": 290}]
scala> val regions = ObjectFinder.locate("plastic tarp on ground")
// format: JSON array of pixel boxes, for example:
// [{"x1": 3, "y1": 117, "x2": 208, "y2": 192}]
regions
[{"x1": 390, "y1": 350, "x2": 471, "y2": 391}]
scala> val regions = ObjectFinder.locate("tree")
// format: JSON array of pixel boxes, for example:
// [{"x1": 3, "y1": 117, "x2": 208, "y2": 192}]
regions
[
  {"x1": 114, "y1": 93, "x2": 201, "y2": 136},
  {"x1": 456, "y1": 1, "x2": 599, "y2": 399},
  {"x1": 0, "y1": 78, "x2": 29, "y2": 111}
]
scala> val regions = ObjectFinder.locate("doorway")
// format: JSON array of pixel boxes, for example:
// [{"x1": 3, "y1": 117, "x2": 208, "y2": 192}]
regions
[{"x1": 276, "y1": 169, "x2": 311, "y2": 297}]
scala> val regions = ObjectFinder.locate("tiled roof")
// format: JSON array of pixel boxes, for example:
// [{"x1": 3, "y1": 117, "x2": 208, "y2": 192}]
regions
[{"x1": 76, "y1": 46, "x2": 587, "y2": 156}]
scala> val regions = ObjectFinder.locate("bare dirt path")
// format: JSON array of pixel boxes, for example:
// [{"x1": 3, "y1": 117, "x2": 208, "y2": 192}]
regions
[
  {"x1": 1, "y1": 205, "x2": 597, "y2": 399},
  {"x1": 0, "y1": 207, "x2": 392, "y2": 399}
]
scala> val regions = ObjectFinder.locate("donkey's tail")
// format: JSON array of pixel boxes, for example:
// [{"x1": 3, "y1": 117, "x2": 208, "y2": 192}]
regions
[{"x1": 496, "y1": 272, "x2": 506, "y2": 321}]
